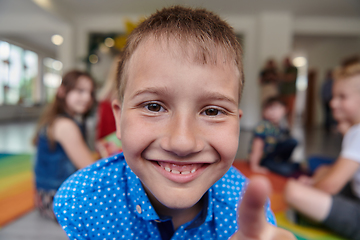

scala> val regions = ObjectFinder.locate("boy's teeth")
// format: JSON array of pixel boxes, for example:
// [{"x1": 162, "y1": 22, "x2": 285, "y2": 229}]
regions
[{"x1": 158, "y1": 161, "x2": 201, "y2": 174}]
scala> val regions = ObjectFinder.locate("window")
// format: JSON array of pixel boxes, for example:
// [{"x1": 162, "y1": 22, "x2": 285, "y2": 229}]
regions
[
  {"x1": 0, "y1": 40, "x2": 39, "y2": 105},
  {"x1": 43, "y1": 57, "x2": 62, "y2": 102},
  {"x1": 0, "y1": 40, "x2": 62, "y2": 105},
  {"x1": 0, "y1": 41, "x2": 10, "y2": 105}
]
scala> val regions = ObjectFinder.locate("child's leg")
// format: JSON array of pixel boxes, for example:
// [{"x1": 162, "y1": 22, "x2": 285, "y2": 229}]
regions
[
  {"x1": 286, "y1": 180, "x2": 360, "y2": 239},
  {"x1": 321, "y1": 195, "x2": 360, "y2": 239},
  {"x1": 35, "y1": 189, "x2": 57, "y2": 221},
  {"x1": 272, "y1": 138, "x2": 298, "y2": 162},
  {"x1": 261, "y1": 158, "x2": 300, "y2": 177},
  {"x1": 260, "y1": 139, "x2": 299, "y2": 177},
  {"x1": 285, "y1": 179, "x2": 332, "y2": 222}
]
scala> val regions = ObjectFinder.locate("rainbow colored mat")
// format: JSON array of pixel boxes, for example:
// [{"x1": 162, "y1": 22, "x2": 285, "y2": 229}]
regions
[
  {"x1": 0, "y1": 153, "x2": 35, "y2": 227},
  {"x1": 233, "y1": 161, "x2": 346, "y2": 240},
  {"x1": 0, "y1": 152, "x2": 349, "y2": 240}
]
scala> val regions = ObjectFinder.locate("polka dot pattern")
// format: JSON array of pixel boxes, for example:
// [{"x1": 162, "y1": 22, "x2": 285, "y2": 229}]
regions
[{"x1": 54, "y1": 153, "x2": 276, "y2": 239}]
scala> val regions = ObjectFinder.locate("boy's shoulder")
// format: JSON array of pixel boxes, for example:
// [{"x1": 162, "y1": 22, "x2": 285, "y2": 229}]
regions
[
  {"x1": 210, "y1": 167, "x2": 275, "y2": 225},
  {"x1": 54, "y1": 152, "x2": 130, "y2": 203},
  {"x1": 210, "y1": 166, "x2": 248, "y2": 206}
]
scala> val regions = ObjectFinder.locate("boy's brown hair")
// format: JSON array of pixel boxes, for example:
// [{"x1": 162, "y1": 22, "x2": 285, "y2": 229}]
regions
[{"x1": 116, "y1": 6, "x2": 244, "y2": 103}]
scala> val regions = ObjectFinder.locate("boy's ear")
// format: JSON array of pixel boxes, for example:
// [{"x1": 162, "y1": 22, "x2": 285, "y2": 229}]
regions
[
  {"x1": 238, "y1": 109, "x2": 243, "y2": 119},
  {"x1": 112, "y1": 99, "x2": 122, "y2": 140}
]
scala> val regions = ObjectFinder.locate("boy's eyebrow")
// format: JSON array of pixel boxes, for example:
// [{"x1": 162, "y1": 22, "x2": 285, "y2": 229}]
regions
[
  {"x1": 131, "y1": 87, "x2": 169, "y2": 98},
  {"x1": 131, "y1": 87, "x2": 237, "y2": 105},
  {"x1": 201, "y1": 91, "x2": 238, "y2": 105}
]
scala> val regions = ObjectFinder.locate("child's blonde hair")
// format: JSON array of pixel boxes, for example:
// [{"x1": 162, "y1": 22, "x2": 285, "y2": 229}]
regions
[
  {"x1": 116, "y1": 6, "x2": 244, "y2": 103},
  {"x1": 333, "y1": 56, "x2": 360, "y2": 81},
  {"x1": 97, "y1": 53, "x2": 122, "y2": 102}
]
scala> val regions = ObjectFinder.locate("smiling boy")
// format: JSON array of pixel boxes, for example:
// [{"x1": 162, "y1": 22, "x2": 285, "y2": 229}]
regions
[{"x1": 54, "y1": 6, "x2": 294, "y2": 240}]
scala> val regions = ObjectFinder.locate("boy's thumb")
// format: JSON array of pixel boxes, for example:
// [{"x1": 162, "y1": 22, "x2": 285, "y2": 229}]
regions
[{"x1": 238, "y1": 176, "x2": 272, "y2": 238}]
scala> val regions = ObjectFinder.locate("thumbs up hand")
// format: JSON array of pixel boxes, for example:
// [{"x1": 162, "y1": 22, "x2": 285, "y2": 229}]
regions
[{"x1": 230, "y1": 176, "x2": 296, "y2": 240}]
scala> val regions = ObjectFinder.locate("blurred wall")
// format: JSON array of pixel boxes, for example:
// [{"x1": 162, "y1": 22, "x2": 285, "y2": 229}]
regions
[
  {"x1": 294, "y1": 35, "x2": 360, "y2": 126},
  {"x1": 1, "y1": 2, "x2": 360, "y2": 128},
  {"x1": 70, "y1": 12, "x2": 297, "y2": 129}
]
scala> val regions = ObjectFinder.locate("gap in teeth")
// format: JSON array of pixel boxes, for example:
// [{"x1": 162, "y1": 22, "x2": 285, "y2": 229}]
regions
[{"x1": 159, "y1": 162, "x2": 197, "y2": 174}]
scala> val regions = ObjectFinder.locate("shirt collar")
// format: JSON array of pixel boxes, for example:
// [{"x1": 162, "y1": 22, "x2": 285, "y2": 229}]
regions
[{"x1": 125, "y1": 163, "x2": 159, "y2": 220}]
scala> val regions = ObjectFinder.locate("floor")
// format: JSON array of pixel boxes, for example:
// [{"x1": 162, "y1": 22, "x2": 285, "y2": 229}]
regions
[
  {"x1": 0, "y1": 119, "x2": 342, "y2": 240},
  {"x1": 0, "y1": 121, "x2": 36, "y2": 154},
  {"x1": 0, "y1": 120, "x2": 69, "y2": 240}
]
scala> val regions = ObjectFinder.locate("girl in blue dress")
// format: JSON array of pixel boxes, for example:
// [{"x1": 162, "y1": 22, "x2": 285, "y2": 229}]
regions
[{"x1": 33, "y1": 70, "x2": 96, "y2": 220}]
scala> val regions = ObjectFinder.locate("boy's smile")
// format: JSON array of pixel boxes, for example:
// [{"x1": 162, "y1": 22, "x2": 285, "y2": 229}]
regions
[
  {"x1": 113, "y1": 37, "x2": 242, "y2": 220},
  {"x1": 149, "y1": 158, "x2": 212, "y2": 184}
]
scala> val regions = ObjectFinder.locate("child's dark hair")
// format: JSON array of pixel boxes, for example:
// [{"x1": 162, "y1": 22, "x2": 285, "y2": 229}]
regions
[
  {"x1": 263, "y1": 96, "x2": 286, "y2": 109},
  {"x1": 116, "y1": 6, "x2": 244, "y2": 103},
  {"x1": 32, "y1": 70, "x2": 96, "y2": 145}
]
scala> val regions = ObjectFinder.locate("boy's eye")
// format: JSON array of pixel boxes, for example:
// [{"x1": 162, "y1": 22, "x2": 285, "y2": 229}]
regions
[
  {"x1": 146, "y1": 103, "x2": 163, "y2": 112},
  {"x1": 204, "y1": 108, "x2": 220, "y2": 116}
]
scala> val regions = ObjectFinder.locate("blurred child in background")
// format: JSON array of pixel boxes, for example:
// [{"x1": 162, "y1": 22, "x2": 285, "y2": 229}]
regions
[
  {"x1": 248, "y1": 97, "x2": 299, "y2": 177},
  {"x1": 259, "y1": 59, "x2": 279, "y2": 103},
  {"x1": 279, "y1": 57, "x2": 298, "y2": 127},
  {"x1": 285, "y1": 62, "x2": 360, "y2": 240},
  {"x1": 321, "y1": 69, "x2": 335, "y2": 133},
  {"x1": 33, "y1": 70, "x2": 96, "y2": 220},
  {"x1": 96, "y1": 54, "x2": 121, "y2": 140}
]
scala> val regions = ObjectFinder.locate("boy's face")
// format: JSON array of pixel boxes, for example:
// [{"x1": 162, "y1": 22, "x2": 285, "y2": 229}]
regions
[
  {"x1": 113, "y1": 38, "x2": 242, "y2": 211},
  {"x1": 331, "y1": 76, "x2": 360, "y2": 124},
  {"x1": 263, "y1": 103, "x2": 286, "y2": 125}
]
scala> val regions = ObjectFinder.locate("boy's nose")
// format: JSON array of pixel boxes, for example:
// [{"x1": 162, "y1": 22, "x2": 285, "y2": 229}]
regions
[{"x1": 160, "y1": 113, "x2": 204, "y2": 157}]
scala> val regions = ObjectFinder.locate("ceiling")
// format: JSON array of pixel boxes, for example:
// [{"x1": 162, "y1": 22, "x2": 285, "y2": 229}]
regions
[
  {"x1": 2, "y1": 0, "x2": 360, "y2": 17},
  {"x1": 1, "y1": 0, "x2": 360, "y2": 55},
  {"x1": 54, "y1": 0, "x2": 360, "y2": 17}
]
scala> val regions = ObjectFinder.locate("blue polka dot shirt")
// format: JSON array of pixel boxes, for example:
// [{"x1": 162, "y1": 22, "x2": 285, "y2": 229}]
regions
[{"x1": 54, "y1": 152, "x2": 276, "y2": 240}]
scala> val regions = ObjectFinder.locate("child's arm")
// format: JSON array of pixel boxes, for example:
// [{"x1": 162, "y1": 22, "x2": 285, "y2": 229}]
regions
[
  {"x1": 248, "y1": 137, "x2": 269, "y2": 174},
  {"x1": 230, "y1": 176, "x2": 296, "y2": 240},
  {"x1": 298, "y1": 164, "x2": 331, "y2": 185},
  {"x1": 313, "y1": 157, "x2": 360, "y2": 195},
  {"x1": 53, "y1": 118, "x2": 95, "y2": 169}
]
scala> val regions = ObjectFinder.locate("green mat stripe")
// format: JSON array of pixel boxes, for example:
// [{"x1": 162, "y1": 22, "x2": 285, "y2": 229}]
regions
[{"x1": 0, "y1": 154, "x2": 33, "y2": 178}]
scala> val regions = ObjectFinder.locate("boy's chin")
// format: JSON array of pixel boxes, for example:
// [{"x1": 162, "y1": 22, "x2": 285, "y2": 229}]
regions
[
  {"x1": 149, "y1": 188, "x2": 206, "y2": 211},
  {"x1": 162, "y1": 196, "x2": 202, "y2": 210}
]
